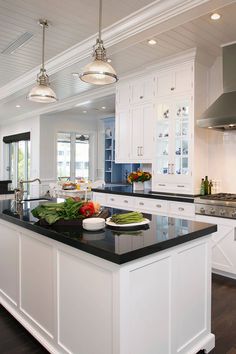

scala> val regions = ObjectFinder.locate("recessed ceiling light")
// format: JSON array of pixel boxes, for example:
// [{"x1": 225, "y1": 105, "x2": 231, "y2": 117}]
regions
[
  {"x1": 210, "y1": 13, "x2": 221, "y2": 20},
  {"x1": 16, "y1": 104, "x2": 21, "y2": 108},
  {"x1": 82, "y1": 110, "x2": 87, "y2": 114},
  {"x1": 75, "y1": 100, "x2": 91, "y2": 107},
  {"x1": 147, "y1": 39, "x2": 157, "y2": 46},
  {"x1": 72, "y1": 72, "x2": 80, "y2": 77},
  {"x1": 101, "y1": 106, "x2": 106, "y2": 110},
  {"x1": 107, "y1": 58, "x2": 112, "y2": 63},
  {"x1": 208, "y1": 126, "x2": 213, "y2": 129}
]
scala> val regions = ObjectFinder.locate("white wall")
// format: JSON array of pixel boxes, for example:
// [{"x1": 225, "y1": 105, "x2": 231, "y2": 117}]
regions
[
  {"x1": 39, "y1": 114, "x2": 102, "y2": 183},
  {"x1": 207, "y1": 55, "x2": 236, "y2": 193},
  {"x1": 0, "y1": 116, "x2": 40, "y2": 181}
]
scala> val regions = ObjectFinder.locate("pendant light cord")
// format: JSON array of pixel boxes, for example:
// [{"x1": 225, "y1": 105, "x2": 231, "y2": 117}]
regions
[
  {"x1": 42, "y1": 22, "x2": 45, "y2": 71},
  {"x1": 98, "y1": 0, "x2": 102, "y2": 42}
]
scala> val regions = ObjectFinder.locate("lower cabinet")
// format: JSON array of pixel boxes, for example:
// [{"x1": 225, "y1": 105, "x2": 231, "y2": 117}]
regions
[
  {"x1": 93, "y1": 192, "x2": 195, "y2": 219},
  {"x1": 0, "y1": 219, "x2": 213, "y2": 354},
  {"x1": 196, "y1": 214, "x2": 236, "y2": 278},
  {"x1": 93, "y1": 192, "x2": 236, "y2": 278},
  {"x1": 0, "y1": 220, "x2": 116, "y2": 354}
]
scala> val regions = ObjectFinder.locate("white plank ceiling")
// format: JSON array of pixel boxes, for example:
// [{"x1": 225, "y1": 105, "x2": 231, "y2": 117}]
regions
[
  {"x1": 0, "y1": 0, "x2": 153, "y2": 86},
  {"x1": 1, "y1": 0, "x2": 236, "y2": 123}
]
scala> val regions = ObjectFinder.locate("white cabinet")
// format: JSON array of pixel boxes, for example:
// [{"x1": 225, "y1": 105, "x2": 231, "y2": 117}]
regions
[
  {"x1": 115, "y1": 76, "x2": 155, "y2": 163},
  {"x1": 116, "y1": 81, "x2": 130, "y2": 107},
  {"x1": 131, "y1": 103, "x2": 154, "y2": 162},
  {"x1": 115, "y1": 107, "x2": 131, "y2": 163},
  {"x1": 93, "y1": 192, "x2": 195, "y2": 219},
  {"x1": 106, "y1": 193, "x2": 135, "y2": 210},
  {"x1": 130, "y1": 76, "x2": 154, "y2": 104},
  {"x1": 134, "y1": 197, "x2": 168, "y2": 214},
  {"x1": 196, "y1": 215, "x2": 236, "y2": 278},
  {"x1": 156, "y1": 64, "x2": 193, "y2": 97},
  {"x1": 153, "y1": 94, "x2": 193, "y2": 193}
]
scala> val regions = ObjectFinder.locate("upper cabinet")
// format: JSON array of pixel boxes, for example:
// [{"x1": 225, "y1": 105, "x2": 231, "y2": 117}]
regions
[
  {"x1": 154, "y1": 95, "x2": 193, "y2": 193},
  {"x1": 156, "y1": 64, "x2": 193, "y2": 97},
  {"x1": 115, "y1": 76, "x2": 155, "y2": 163},
  {"x1": 130, "y1": 76, "x2": 154, "y2": 104},
  {"x1": 130, "y1": 103, "x2": 154, "y2": 162},
  {"x1": 115, "y1": 53, "x2": 208, "y2": 194}
]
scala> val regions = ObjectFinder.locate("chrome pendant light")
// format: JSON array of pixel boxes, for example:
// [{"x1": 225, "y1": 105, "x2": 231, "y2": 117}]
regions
[
  {"x1": 27, "y1": 20, "x2": 57, "y2": 103},
  {"x1": 80, "y1": 0, "x2": 118, "y2": 85}
]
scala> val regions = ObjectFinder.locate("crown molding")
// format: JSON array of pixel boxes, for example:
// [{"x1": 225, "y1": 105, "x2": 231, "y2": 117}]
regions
[{"x1": 0, "y1": 0, "x2": 209, "y2": 101}]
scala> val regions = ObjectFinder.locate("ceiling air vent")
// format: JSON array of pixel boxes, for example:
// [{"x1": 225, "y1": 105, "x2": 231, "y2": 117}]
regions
[{"x1": 1, "y1": 32, "x2": 34, "y2": 55}]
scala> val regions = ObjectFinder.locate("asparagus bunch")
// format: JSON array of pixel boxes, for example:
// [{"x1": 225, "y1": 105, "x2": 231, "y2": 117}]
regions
[{"x1": 110, "y1": 211, "x2": 145, "y2": 224}]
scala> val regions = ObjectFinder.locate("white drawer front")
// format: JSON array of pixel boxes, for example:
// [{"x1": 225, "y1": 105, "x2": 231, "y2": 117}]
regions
[
  {"x1": 93, "y1": 192, "x2": 107, "y2": 205},
  {"x1": 106, "y1": 194, "x2": 135, "y2": 210},
  {"x1": 168, "y1": 202, "x2": 195, "y2": 218},
  {"x1": 135, "y1": 198, "x2": 168, "y2": 214},
  {"x1": 153, "y1": 183, "x2": 191, "y2": 194}
]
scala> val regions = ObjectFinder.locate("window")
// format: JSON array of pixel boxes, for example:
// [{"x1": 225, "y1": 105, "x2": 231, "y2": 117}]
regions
[
  {"x1": 57, "y1": 132, "x2": 90, "y2": 180},
  {"x1": 7, "y1": 140, "x2": 30, "y2": 189}
]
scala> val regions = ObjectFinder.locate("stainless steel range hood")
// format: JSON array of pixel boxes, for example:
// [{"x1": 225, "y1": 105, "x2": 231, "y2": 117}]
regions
[{"x1": 197, "y1": 44, "x2": 236, "y2": 131}]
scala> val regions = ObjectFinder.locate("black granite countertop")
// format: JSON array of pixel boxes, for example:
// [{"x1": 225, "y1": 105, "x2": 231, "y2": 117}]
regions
[
  {"x1": 0, "y1": 199, "x2": 216, "y2": 264},
  {"x1": 92, "y1": 185, "x2": 198, "y2": 203}
]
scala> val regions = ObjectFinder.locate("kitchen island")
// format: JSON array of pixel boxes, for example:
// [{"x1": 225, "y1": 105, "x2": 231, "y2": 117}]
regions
[{"x1": 0, "y1": 199, "x2": 216, "y2": 354}]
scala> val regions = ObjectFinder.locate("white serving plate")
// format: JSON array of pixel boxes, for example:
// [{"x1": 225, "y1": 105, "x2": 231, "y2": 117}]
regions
[{"x1": 106, "y1": 217, "x2": 150, "y2": 228}]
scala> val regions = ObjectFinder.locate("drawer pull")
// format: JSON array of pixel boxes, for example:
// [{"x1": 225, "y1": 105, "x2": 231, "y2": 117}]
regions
[
  {"x1": 156, "y1": 204, "x2": 162, "y2": 208},
  {"x1": 139, "y1": 202, "x2": 144, "y2": 206},
  {"x1": 177, "y1": 185, "x2": 185, "y2": 188},
  {"x1": 140, "y1": 95, "x2": 144, "y2": 99},
  {"x1": 158, "y1": 183, "x2": 166, "y2": 187},
  {"x1": 178, "y1": 207, "x2": 185, "y2": 211},
  {"x1": 171, "y1": 87, "x2": 175, "y2": 91},
  {"x1": 124, "y1": 200, "x2": 128, "y2": 203},
  {"x1": 110, "y1": 198, "x2": 115, "y2": 201}
]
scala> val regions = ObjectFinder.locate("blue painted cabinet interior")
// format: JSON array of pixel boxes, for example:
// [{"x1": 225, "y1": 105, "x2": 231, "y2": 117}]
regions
[{"x1": 104, "y1": 117, "x2": 140, "y2": 184}]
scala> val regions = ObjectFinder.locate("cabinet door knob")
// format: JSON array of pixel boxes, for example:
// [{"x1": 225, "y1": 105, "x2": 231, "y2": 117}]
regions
[
  {"x1": 110, "y1": 198, "x2": 114, "y2": 201},
  {"x1": 140, "y1": 95, "x2": 144, "y2": 99},
  {"x1": 171, "y1": 87, "x2": 175, "y2": 91},
  {"x1": 124, "y1": 200, "x2": 128, "y2": 203},
  {"x1": 178, "y1": 207, "x2": 184, "y2": 211},
  {"x1": 156, "y1": 204, "x2": 162, "y2": 208},
  {"x1": 139, "y1": 202, "x2": 144, "y2": 206}
]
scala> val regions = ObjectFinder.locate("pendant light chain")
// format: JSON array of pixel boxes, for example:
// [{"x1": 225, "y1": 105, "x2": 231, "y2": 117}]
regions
[
  {"x1": 98, "y1": 0, "x2": 102, "y2": 43},
  {"x1": 41, "y1": 21, "x2": 46, "y2": 71}
]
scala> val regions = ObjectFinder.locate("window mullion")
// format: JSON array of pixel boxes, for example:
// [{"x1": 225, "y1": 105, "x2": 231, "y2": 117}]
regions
[{"x1": 70, "y1": 133, "x2": 76, "y2": 180}]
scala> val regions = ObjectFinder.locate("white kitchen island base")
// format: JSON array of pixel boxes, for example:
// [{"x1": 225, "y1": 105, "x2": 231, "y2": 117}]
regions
[{"x1": 0, "y1": 218, "x2": 214, "y2": 354}]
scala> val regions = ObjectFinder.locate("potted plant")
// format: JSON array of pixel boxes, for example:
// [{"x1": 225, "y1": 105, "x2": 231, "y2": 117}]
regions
[{"x1": 127, "y1": 170, "x2": 152, "y2": 191}]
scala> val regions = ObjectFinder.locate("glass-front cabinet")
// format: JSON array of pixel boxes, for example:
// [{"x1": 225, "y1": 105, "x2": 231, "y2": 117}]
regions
[{"x1": 154, "y1": 95, "x2": 192, "y2": 191}]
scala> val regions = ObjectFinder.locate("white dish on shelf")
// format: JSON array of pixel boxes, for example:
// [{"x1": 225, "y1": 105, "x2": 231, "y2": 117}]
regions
[{"x1": 106, "y1": 217, "x2": 150, "y2": 228}]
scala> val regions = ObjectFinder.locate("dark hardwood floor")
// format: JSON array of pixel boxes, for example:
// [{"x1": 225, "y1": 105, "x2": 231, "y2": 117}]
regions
[{"x1": 0, "y1": 274, "x2": 235, "y2": 354}]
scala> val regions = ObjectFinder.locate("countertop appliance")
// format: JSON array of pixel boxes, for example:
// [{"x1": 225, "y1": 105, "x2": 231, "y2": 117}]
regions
[{"x1": 195, "y1": 193, "x2": 236, "y2": 218}]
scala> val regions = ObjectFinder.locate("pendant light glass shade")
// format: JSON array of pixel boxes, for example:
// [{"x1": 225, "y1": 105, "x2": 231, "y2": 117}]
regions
[
  {"x1": 80, "y1": 0, "x2": 118, "y2": 85},
  {"x1": 80, "y1": 58, "x2": 117, "y2": 85},
  {"x1": 27, "y1": 20, "x2": 57, "y2": 103}
]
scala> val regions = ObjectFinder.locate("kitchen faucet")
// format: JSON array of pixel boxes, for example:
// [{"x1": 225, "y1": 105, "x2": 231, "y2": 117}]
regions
[{"x1": 15, "y1": 178, "x2": 41, "y2": 203}]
